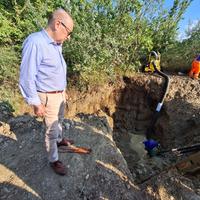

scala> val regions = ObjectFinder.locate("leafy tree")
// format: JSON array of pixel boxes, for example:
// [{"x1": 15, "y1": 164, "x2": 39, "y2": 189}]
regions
[
  {"x1": 0, "y1": 0, "x2": 192, "y2": 86},
  {"x1": 161, "y1": 19, "x2": 200, "y2": 72}
]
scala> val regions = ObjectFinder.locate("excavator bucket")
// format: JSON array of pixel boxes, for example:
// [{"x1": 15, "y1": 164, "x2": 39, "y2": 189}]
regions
[{"x1": 176, "y1": 152, "x2": 200, "y2": 174}]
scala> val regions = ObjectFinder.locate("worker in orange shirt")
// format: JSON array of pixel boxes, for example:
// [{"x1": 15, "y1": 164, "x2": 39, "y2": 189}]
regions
[{"x1": 189, "y1": 55, "x2": 200, "y2": 79}]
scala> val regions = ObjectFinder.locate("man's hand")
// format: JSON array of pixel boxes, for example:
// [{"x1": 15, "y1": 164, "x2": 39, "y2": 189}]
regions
[{"x1": 33, "y1": 104, "x2": 45, "y2": 117}]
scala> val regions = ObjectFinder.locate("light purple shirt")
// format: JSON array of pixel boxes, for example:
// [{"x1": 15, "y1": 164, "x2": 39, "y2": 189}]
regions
[{"x1": 19, "y1": 29, "x2": 67, "y2": 105}]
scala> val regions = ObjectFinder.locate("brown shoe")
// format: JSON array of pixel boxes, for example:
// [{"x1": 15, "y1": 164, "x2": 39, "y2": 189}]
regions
[
  {"x1": 57, "y1": 138, "x2": 74, "y2": 147},
  {"x1": 50, "y1": 160, "x2": 67, "y2": 175}
]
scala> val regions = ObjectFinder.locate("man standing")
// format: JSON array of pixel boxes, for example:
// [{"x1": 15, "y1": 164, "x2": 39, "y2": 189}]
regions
[{"x1": 19, "y1": 8, "x2": 74, "y2": 175}]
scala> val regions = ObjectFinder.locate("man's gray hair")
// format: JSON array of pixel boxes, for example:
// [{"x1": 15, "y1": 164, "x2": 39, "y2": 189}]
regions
[{"x1": 47, "y1": 8, "x2": 71, "y2": 25}]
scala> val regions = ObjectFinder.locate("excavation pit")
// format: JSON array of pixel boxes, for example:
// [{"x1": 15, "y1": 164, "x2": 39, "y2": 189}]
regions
[
  {"x1": 67, "y1": 74, "x2": 200, "y2": 184},
  {"x1": 93, "y1": 74, "x2": 200, "y2": 183},
  {"x1": 67, "y1": 74, "x2": 200, "y2": 173}
]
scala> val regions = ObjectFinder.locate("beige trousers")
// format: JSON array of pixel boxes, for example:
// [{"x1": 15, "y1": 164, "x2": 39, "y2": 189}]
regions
[{"x1": 38, "y1": 91, "x2": 66, "y2": 162}]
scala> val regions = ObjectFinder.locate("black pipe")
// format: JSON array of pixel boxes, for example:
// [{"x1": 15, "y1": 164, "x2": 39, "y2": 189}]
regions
[
  {"x1": 152, "y1": 61, "x2": 170, "y2": 105},
  {"x1": 159, "y1": 143, "x2": 200, "y2": 154},
  {"x1": 178, "y1": 148, "x2": 200, "y2": 155},
  {"x1": 146, "y1": 60, "x2": 170, "y2": 139},
  {"x1": 172, "y1": 143, "x2": 200, "y2": 152}
]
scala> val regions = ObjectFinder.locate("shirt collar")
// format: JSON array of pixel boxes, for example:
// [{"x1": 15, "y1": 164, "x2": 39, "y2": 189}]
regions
[{"x1": 41, "y1": 29, "x2": 57, "y2": 45}]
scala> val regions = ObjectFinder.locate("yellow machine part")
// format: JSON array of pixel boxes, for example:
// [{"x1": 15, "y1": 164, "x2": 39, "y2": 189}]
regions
[{"x1": 144, "y1": 51, "x2": 161, "y2": 72}]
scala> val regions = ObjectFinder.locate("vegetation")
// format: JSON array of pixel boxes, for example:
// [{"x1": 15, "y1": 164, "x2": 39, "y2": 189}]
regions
[
  {"x1": 162, "y1": 20, "x2": 200, "y2": 72},
  {"x1": 0, "y1": 0, "x2": 199, "y2": 112}
]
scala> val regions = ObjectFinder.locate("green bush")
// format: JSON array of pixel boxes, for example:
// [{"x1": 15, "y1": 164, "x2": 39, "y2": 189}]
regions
[
  {"x1": 162, "y1": 20, "x2": 200, "y2": 72},
  {"x1": 0, "y1": 46, "x2": 20, "y2": 84}
]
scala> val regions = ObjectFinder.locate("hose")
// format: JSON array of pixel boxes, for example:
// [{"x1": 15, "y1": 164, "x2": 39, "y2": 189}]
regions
[
  {"x1": 145, "y1": 60, "x2": 170, "y2": 139},
  {"x1": 159, "y1": 143, "x2": 200, "y2": 155},
  {"x1": 152, "y1": 61, "x2": 170, "y2": 106}
]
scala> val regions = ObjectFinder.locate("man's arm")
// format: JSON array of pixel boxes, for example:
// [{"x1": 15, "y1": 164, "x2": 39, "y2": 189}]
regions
[{"x1": 19, "y1": 39, "x2": 45, "y2": 116}]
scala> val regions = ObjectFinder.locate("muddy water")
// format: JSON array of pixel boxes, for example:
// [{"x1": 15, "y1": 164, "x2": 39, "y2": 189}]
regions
[{"x1": 129, "y1": 133, "x2": 146, "y2": 159}]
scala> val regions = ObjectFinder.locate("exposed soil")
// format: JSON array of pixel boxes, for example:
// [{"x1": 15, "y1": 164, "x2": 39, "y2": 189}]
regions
[{"x1": 0, "y1": 73, "x2": 200, "y2": 200}]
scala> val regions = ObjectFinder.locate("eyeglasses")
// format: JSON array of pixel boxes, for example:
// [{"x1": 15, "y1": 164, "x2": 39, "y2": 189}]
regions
[{"x1": 60, "y1": 21, "x2": 72, "y2": 36}]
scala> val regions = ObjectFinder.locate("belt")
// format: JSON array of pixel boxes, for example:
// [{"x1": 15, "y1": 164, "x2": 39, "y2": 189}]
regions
[{"x1": 37, "y1": 90, "x2": 63, "y2": 94}]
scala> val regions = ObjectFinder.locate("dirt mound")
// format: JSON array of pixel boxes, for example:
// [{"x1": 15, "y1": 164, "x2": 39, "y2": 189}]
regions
[{"x1": 0, "y1": 73, "x2": 199, "y2": 200}]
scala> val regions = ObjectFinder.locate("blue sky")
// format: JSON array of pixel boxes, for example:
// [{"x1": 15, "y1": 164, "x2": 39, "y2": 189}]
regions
[{"x1": 165, "y1": 0, "x2": 200, "y2": 39}]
